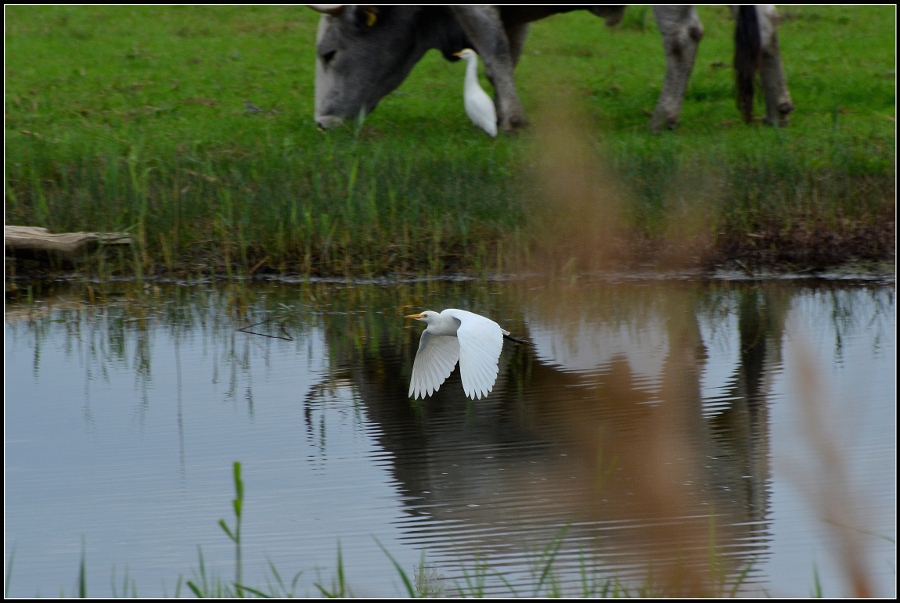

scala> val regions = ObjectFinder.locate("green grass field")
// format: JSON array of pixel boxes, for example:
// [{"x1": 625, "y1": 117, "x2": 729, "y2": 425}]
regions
[{"x1": 5, "y1": 6, "x2": 895, "y2": 277}]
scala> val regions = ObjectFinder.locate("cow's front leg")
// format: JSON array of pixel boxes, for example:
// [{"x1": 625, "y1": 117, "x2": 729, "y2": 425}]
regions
[
  {"x1": 451, "y1": 6, "x2": 527, "y2": 131},
  {"x1": 650, "y1": 6, "x2": 704, "y2": 132},
  {"x1": 756, "y1": 5, "x2": 794, "y2": 126},
  {"x1": 504, "y1": 21, "x2": 530, "y2": 68}
]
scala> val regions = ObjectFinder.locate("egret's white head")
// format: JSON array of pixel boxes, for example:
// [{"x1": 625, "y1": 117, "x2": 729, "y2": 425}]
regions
[
  {"x1": 405, "y1": 310, "x2": 439, "y2": 323},
  {"x1": 454, "y1": 48, "x2": 477, "y2": 61}
]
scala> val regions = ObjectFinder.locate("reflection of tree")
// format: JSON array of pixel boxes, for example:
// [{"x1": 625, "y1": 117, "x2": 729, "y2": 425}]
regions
[
  {"x1": 705, "y1": 286, "x2": 790, "y2": 528},
  {"x1": 304, "y1": 281, "x2": 803, "y2": 594},
  {"x1": 508, "y1": 284, "x2": 762, "y2": 593}
]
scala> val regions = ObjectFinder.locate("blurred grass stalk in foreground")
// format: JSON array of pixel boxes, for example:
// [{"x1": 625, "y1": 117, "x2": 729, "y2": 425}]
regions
[{"x1": 787, "y1": 331, "x2": 876, "y2": 598}]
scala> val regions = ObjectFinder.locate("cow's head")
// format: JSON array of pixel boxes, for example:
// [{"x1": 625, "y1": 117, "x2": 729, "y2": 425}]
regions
[{"x1": 312, "y1": 6, "x2": 469, "y2": 128}]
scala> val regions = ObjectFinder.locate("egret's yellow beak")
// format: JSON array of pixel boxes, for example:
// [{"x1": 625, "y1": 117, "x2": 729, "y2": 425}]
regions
[
  {"x1": 405, "y1": 313, "x2": 425, "y2": 319},
  {"x1": 453, "y1": 51, "x2": 464, "y2": 57}
]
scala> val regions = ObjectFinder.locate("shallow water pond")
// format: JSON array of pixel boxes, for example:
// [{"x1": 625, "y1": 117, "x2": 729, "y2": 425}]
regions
[{"x1": 5, "y1": 275, "x2": 895, "y2": 597}]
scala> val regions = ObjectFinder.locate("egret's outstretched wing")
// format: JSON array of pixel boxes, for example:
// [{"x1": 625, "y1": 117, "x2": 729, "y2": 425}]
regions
[
  {"x1": 449, "y1": 310, "x2": 503, "y2": 399},
  {"x1": 409, "y1": 330, "x2": 460, "y2": 399}
]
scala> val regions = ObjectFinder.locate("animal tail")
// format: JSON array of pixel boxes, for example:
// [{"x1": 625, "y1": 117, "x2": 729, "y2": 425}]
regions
[{"x1": 734, "y1": 5, "x2": 762, "y2": 123}]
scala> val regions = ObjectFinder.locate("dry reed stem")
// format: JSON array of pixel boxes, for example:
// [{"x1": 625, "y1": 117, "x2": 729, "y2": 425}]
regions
[
  {"x1": 527, "y1": 92, "x2": 631, "y2": 273},
  {"x1": 787, "y1": 330, "x2": 874, "y2": 597},
  {"x1": 526, "y1": 92, "x2": 732, "y2": 594},
  {"x1": 526, "y1": 87, "x2": 720, "y2": 274}
]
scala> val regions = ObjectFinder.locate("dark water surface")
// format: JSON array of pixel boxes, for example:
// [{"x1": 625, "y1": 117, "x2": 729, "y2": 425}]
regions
[{"x1": 5, "y1": 275, "x2": 895, "y2": 597}]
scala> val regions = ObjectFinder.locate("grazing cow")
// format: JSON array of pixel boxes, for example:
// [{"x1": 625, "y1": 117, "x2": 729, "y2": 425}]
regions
[{"x1": 312, "y1": 6, "x2": 793, "y2": 132}]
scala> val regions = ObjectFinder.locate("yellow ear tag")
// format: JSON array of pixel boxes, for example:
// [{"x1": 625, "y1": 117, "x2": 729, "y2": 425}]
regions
[{"x1": 365, "y1": 8, "x2": 377, "y2": 27}]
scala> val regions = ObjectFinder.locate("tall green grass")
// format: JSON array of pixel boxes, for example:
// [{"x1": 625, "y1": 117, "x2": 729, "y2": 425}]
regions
[
  {"x1": 7, "y1": 128, "x2": 527, "y2": 276},
  {"x1": 5, "y1": 6, "x2": 895, "y2": 276}
]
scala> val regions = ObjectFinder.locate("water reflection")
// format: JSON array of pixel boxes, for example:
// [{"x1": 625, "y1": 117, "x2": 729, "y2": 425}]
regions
[
  {"x1": 5, "y1": 277, "x2": 894, "y2": 597},
  {"x1": 305, "y1": 281, "x2": 802, "y2": 594}
]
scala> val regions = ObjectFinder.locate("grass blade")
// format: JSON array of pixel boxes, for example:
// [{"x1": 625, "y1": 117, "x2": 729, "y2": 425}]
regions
[{"x1": 375, "y1": 538, "x2": 416, "y2": 597}]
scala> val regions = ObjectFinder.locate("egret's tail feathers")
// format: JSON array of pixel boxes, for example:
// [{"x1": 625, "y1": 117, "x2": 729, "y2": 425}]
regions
[{"x1": 503, "y1": 333, "x2": 534, "y2": 346}]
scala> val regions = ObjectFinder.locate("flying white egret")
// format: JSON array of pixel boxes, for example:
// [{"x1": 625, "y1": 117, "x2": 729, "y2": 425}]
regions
[
  {"x1": 454, "y1": 49, "x2": 498, "y2": 137},
  {"x1": 406, "y1": 309, "x2": 527, "y2": 400}
]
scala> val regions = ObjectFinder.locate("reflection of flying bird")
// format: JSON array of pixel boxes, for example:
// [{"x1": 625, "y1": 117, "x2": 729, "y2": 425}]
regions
[
  {"x1": 454, "y1": 48, "x2": 498, "y2": 137},
  {"x1": 406, "y1": 309, "x2": 519, "y2": 400}
]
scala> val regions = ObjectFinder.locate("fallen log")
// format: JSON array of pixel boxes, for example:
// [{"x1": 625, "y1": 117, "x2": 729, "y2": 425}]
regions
[{"x1": 5, "y1": 225, "x2": 132, "y2": 260}]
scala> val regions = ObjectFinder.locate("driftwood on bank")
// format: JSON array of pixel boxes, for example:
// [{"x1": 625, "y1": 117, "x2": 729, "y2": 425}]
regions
[{"x1": 5, "y1": 225, "x2": 132, "y2": 261}]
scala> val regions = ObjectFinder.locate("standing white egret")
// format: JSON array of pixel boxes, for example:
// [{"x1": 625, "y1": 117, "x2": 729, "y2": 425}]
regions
[
  {"x1": 406, "y1": 309, "x2": 518, "y2": 400},
  {"x1": 454, "y1": 49, "x2": 498, "y2": 137}
]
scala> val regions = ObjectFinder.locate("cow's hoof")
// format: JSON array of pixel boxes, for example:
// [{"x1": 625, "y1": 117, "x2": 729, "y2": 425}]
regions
[
  {"x1": 763, "y1": 102, "x2": 793, "y2": 128},
  {"x1": 778, "y1": 101, "x2": 795, "y2": 125},
  {"x1": 500, "y1": 117, "x2": 530, "y2": 133}
]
